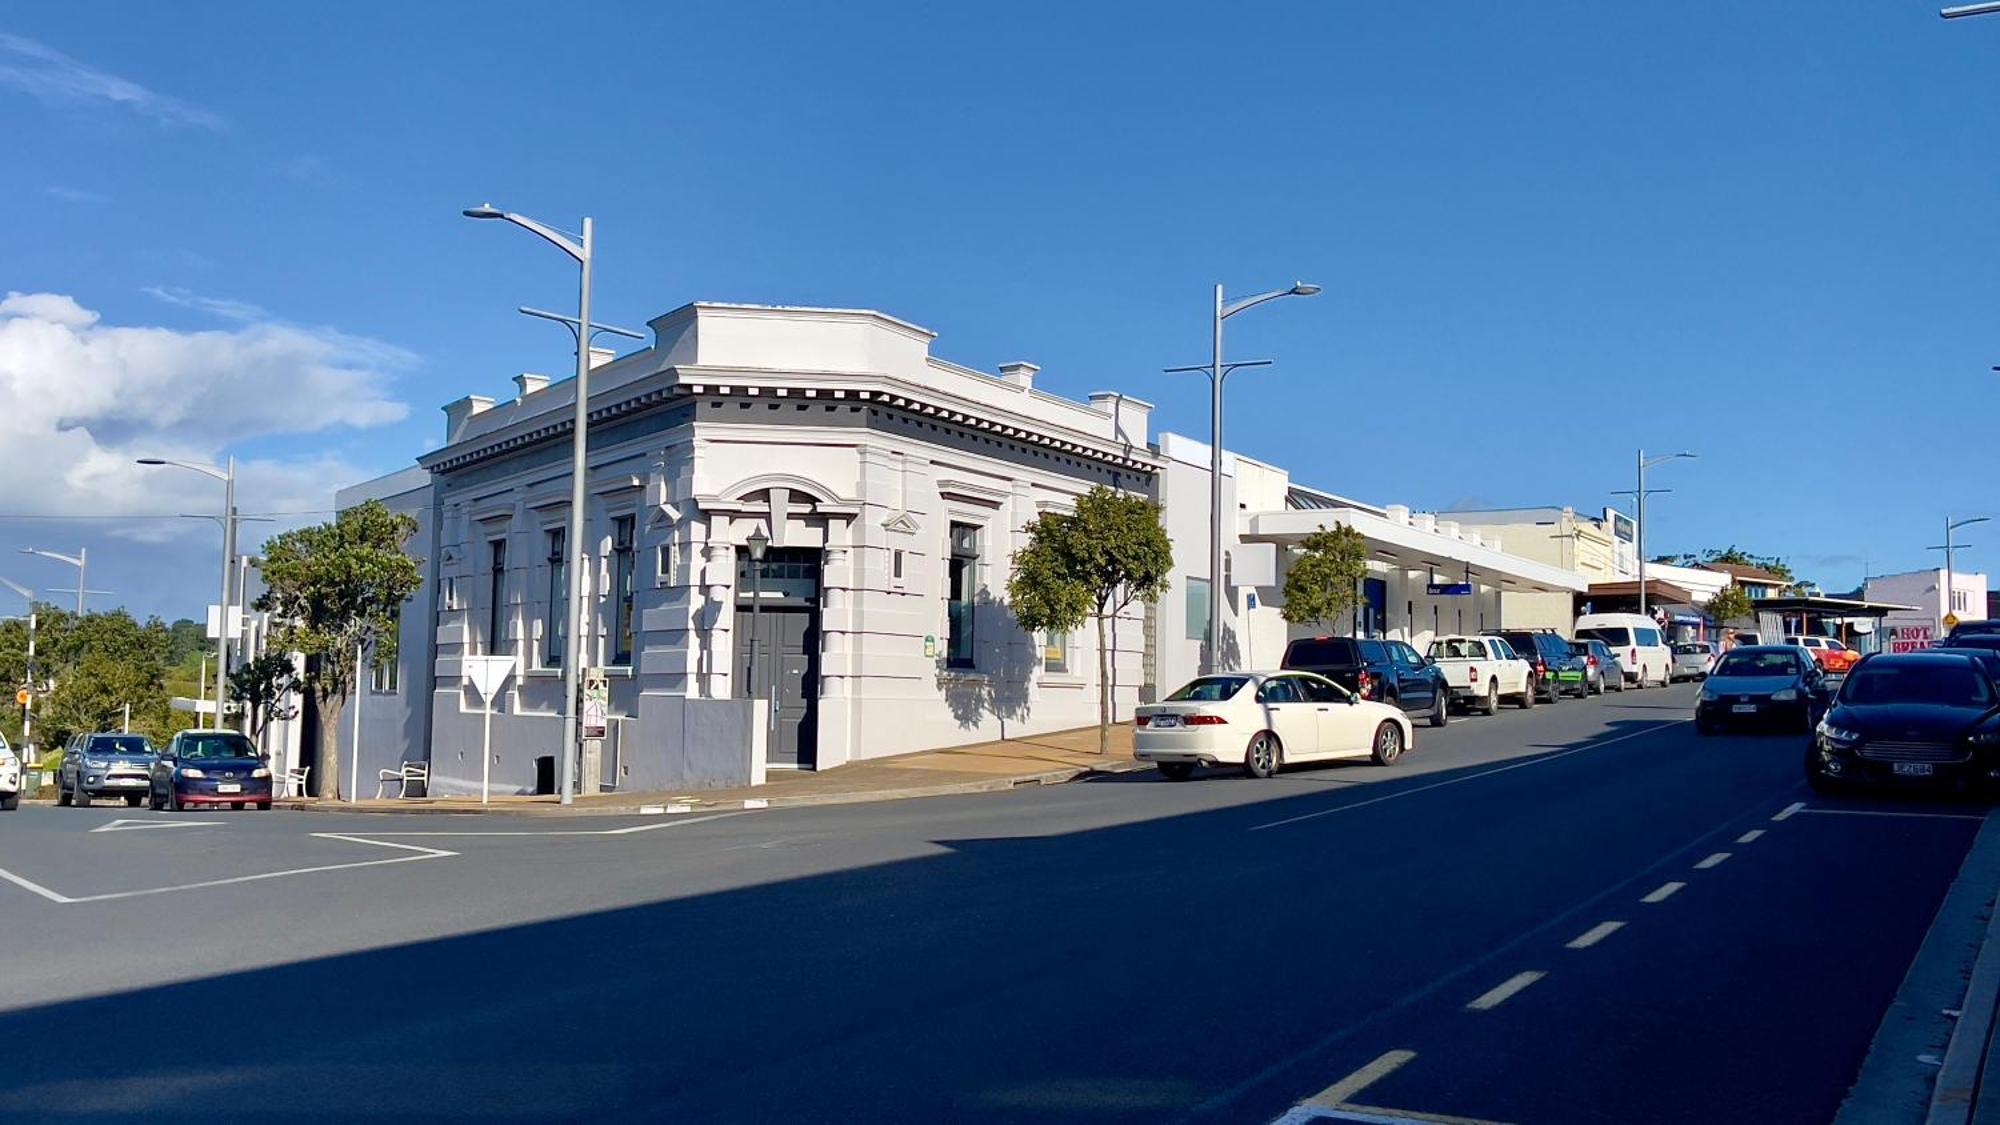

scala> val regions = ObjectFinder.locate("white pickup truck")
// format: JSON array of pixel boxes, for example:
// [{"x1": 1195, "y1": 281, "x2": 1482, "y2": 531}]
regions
[
  {"x1": 0, "y1": 731, "x2": 19, "y2": 811},
  {"x1": 1426, "y1": 635, "x2": 1535, "y2": 715}
]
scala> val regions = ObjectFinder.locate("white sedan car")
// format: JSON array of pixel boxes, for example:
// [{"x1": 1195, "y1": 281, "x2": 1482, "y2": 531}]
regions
[
  {"x1": 1134, "y1": 670, "x2": 1416, "y2": 780},
  {"x1": 0, "y1": 732, "x2": 19, "y2": 811}
]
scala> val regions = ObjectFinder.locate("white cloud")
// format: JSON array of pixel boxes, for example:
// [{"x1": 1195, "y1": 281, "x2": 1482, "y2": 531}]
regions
[
  {"x1": 0, "y1": 291, "x2": 411, "y2": 539},
  {"x1": 0, "y1": 32, "x2": 225, "y2": 131},
  {"x1": 45, "y1": 185, "x2": 108, "y2": 204}
]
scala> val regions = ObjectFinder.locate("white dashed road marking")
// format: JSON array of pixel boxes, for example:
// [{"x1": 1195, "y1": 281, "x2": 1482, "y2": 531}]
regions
[
  {"x1": 1736, "y1": 829, "x2": 1764, "y2": 844},
  {"x1": 1773, "y1": 801, "x2": 1805, "y2": 821},
  {"x1": 1693, "y1": 852, "x2": 1730, "y2": 869},
  {"x1": 1305, "y1": 1050, "x2": 1417, "y2": 1108},
  {"x1": 1565, "y1": 921, "x2": 1626, "y2": 949},
  {"x1": 1465, "y1": 971, "x2": 1546, "y2": 1011},
  {"x1": 1641, "y1": 881, "x2": 1685, "y2": 903}
]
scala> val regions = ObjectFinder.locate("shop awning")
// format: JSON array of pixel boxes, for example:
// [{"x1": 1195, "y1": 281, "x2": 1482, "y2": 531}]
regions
[{"x1": 1243, "y1": 507, "x2": 1588, "y2": 595}]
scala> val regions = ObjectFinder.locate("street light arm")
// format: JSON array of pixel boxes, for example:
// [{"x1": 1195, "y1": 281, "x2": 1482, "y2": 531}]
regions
[
  {"x1": 19, "y1": 547, "x2": 82, "y2": 567},
  {"x1": 1949, "y1": 516, "x2": 1992, "y2": 534},
  {"x1": 481, "y1": 211, "x2": 585, "y2": 263},
  {"x1": 0, "y1": 576, "x2": 31, "y2": 602},
  {"x1": 135, "y1": 457, "x2": 229, "y2": 483},
  {"x1": 1641, "y1": 451, "x2": 1697, "y2": 470},
  {"x1": 1220, "y1": 283, "x2": 1319, "y2": 320}
]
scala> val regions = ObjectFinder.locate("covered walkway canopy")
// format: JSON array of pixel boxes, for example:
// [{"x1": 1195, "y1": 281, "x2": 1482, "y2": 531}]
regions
[
  {"x1": 1741, "y1": 594, "x2": 1916, "y2": 641},
  {"x1": 1244, "y1": 506, "x2": 1588, "y2": 594},
  {"x1": 1583, "y1": 579, "x2": 1699, "y2": 615}
]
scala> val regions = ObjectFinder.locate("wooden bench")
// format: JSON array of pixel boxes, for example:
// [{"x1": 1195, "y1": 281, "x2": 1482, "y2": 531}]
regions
[{"x1": 376, "y1": 761, "x2": 429, "y2": 799}]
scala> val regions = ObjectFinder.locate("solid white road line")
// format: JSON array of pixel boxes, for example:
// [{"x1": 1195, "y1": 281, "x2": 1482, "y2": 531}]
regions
[
  {"x1": 1250, "y1": 722, "x2": 1688, "y2": 832},
  {"x1": 1736, "y1": 829, "x2": 1765, "y2": 844},
  {"x1": 1465, "y1": 971, "x2": 1546, "y2": 1011},
  {"x1": 1796, "y1": 808, "x2": 1987, "y2": 823},
  {"x1": 0, "y1": 834, "x2": 459, "y2": 906},
  {"x1": 1773, "y1": 801, "x2": 1805, "y2": 821},
  {"x1": 346, "y1": 811, "x2": 752, "y2": 837},
  {"x1": 1641, "y1": 881, "x2": 1685, "y2": 903},
  {"x1": 1277, "y1": 1107, "x2": 1512, "y2": 1125},
  {"x1": 1306, "y1": 1050, "x2": 1416, "y2": 1108},
  {"x1": 1565, "y1": 921, "x2": 1625, "y2": 949},
  {"x1": 1693, "y1": 852, "x2": 1731, "y2": 869}
]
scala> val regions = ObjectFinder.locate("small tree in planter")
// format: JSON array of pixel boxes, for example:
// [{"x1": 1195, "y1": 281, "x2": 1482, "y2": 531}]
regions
[{"x1": 1280, "y1": 524, "x2": 1370, "y2": 633}]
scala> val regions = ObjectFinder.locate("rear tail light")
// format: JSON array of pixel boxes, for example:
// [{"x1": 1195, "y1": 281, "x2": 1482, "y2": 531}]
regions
[
  {"x1": 1468, "y1": 666, "x2": 1479, "y2": 683},
  {"x1": 1357, "y1": 670, "x2": 1374, "y2": 699},
  {"x1": 1534, "y1": 660, "x2": 1547, "y2": 675},
  {"x1": 1630, "y1": 648, "x2": 1638, "y2": 666},
  {"x1": 1184, "y1": 714, "x2": 1229, "y2": 726},
  {"x1": 1587, "y1": 656, "x2": 1598, "y2": 667},
  {"x1": 1135, "y1": 715, "x2": 1150, "y2": 727}
]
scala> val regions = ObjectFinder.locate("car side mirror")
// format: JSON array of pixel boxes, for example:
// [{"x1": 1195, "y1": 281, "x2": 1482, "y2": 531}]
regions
[{"x1": 1346, "y1": 694, "x2": 1359, "y2": 705}]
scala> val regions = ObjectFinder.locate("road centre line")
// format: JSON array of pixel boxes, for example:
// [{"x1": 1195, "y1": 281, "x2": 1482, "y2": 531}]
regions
[
  {"x1": 1250, "y1": 722, "x2": 1689, "y2": 832},
  {"x1": 340, "y1": 811, "x2": 752, "y2": 837},
  {"x1": 1796, "y1": 807, "x2": 1987, "y2": 823},
  {"x1": 1565, "y1": 921, "x2": 1625, "y2": 949},
  {"x1": 1641, "y1": 881, "x2": 1685, "y2": 903},
  {"x1": 1183, "y1": 783, "x2": 1800, "y2": 1121},
  {"x1": 1773, "y1": 801, "x2": 1805, "y2": 821},
  {"x1": 1693, "y1": 852, "x2": 1730, "y2": 869},
  {"x1": 1278, "y1": 1106, "x2": 1512, "y2": 1125},
  {"x1": 1305, "y1": 1050, "x2": 1415, "y2": 1108},
  {"x1": 1736, "y1": 829, "x2": 1765, "y2": 844},
  {"x1": 1465, "y1": 971, "x2": 1546, "y2": 1011}
]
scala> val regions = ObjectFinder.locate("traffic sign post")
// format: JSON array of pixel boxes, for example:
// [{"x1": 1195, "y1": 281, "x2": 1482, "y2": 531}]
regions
[{"x1": 462, "y1": 656, "x2": 517, "y2": 805}]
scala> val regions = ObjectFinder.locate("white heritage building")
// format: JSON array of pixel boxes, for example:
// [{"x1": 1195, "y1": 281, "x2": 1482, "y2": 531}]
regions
[{"x1": 338, "y1": 303, "x2": 1158, "y2": 795}]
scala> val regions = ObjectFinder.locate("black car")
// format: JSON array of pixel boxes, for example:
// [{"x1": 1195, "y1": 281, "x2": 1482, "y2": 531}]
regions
[
  {"x1": 1280, "y1": 636, "x2": 1449, "y2": 727},
  {"x1": 1487, "y1": 630, "x2": 1588, "y2": 702},
  {"x1": 56, "y1": 732, "x2": 158, "y2": 808},
  {"x1": 1806, "y1": 652, "x2": 2000, "y2": 793},
  {"x1": 1945, "y1": 620, "x2": 2000, "y2": 643},
  {"x1": 1694, "y1": 645, "x2": 1828, "y2": 734}
]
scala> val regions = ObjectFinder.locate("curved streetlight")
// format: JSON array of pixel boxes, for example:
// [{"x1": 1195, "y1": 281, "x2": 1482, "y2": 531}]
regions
[
  {"x1": 464, "y1": 203, "x2": 595, "y2": 804},
  {"x1": 1930, "y1": 515, "x2": 1990, "y2": 629},
  {"x1": 1610, "y1": 450, "x2": 1696, "y2": 620},
  {"x1": 1172, "y1": 281, "x2": 1320, "y2": 673},
  {"x1": 138, "y1": 456, "x2": 236, "y2": 727}
]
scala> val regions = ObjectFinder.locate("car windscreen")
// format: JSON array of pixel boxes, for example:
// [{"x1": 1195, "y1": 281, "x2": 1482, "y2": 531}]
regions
[
  {"x1": 1577, "y1": 627, "x2": 1632, "y2": 646},
  {"x1": 86, "y1": 735, "x2": 155, "y2": 755},
  {"x1": 1841, "y1": 662, "x2": 1994, "y2": 707},
  {"x1": 1938, "y1": 635, "x2": 2000, "y2": 653},
  {"x1": 1164, "y1": 676, "x2": 1250, "y2": 703},
  {"x1": 1282, "y1": 640, "x2": 1354, "y2": 667},
  {"x1": 1428, "y1": 639, "x2": 1485, "y2": 660},
  {"x1": 1712, "y1": 651, "x2": 1799, "y2": 677},
  {"x1": 175, "y1": 733, "x2": 259, "y2": 760},
  {"x1": 1568, "y1": 641, "x2": 1590, "y2": 655}
]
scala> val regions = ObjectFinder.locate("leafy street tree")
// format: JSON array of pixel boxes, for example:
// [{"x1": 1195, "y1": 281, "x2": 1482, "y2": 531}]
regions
[
  {"x1": 0, "y1": 607, "x2": 182, "y2": 751},
  {"x1": 1704, "y1": 583, "x2": 1756, "y2": 631},
  {"x1": 229, "y1": 653, "x2": 303, "y2": 738},
  {"x1": 1280, "y1": 524, "x2": 1371, "y2": 632},
  {"x1": 256, "y1": 500, "x2": 423, "y2": 799},
  {"x1": 1007, "y1": 486, "x2": 1173, "y2": 755}
]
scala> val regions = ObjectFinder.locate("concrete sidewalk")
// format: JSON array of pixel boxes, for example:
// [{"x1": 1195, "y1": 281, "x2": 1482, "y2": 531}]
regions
[{"x1": 277, "y1": 721, "x2": 1145, "y2": 816}]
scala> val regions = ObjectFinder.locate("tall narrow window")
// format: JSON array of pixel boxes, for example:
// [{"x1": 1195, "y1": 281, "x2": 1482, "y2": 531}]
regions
[
  {"x1": 946, "y1": 522, "x2": 979, "y2": 669},
  {"x1": 545, "y1": 528, "x2": 567, "y2": 668},
  {"x1": 612, "y1": 515, "x2": 636, "y2": 666},
  {"x1": 372, "y1": 610, "x2": 402, "y2": 693},
  {"x1": 486, "y1": 538, "x2": 507, "y2": 655}
]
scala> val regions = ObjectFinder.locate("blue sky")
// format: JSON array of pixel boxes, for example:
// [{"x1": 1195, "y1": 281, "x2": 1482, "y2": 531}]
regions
[{"x1": 2, "y1": 2, "x2": 1997, "y2": 619}]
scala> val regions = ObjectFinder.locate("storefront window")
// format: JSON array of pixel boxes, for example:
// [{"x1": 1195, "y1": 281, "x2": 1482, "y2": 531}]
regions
[
  {"x1": 1044, "y1": 631, "x2": 1069, "y2": 673},
  {"x1": 487, "y1": 538, "x2": 507, "y2": 655},
  {"x1": 545, "y1": 528, "x2": 566, "y2": 668},
  {"x1": 1185, "y1": 578, "x2": 1210, "y2": 642},
  {"x1": 947, "y1": 523, "x2": 978, "y2": 669},
  {"x1": 612, "y1": 515, "x2": 635, "y2": 665}
]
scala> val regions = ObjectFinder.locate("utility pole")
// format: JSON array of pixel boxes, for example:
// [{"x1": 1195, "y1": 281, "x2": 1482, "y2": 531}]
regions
[
  {"x1": 1614, "y1": 450, "x2": 1696, "y2": 619},
  {"x1": 1930, "y1": 515, "x2": 1989, "y2": 634}
]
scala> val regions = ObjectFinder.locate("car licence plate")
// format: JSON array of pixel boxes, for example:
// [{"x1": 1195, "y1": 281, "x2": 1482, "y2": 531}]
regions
[
  {"x1": 216, "y1": 783, "x2": 242, "y2": 794},
  {"x1": 1731, "y1": 704, "x2": 1757, "y2": 714},
  {"x1": 1893, "y1": 762, "x2": 1935, "y2": 778},
  {"x1": 1149, "y1": 715, "x2": 1181, "y2": 729},
  {"x1": 110, "y1": 777, "x2": 145, "y2": 786}
]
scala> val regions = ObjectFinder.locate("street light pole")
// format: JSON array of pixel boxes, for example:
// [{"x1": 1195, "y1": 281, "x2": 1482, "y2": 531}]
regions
[
  {"x1": 463, "y1": 204, "x2": 596, "y2": 805},
  {"x1": 1930, "y1": 515, "x2": 1989, "y2": 632},
  {"x1": 1614, "y1": 450, "x2": 1696, "y2": 620},
  {"x1": 745, "y1": 528, "x2": 769, "y2": 740},
  {"x1": 1170, "y1": 281, "x2": 1319, "y2": 674},
  {"x1": 136, "y1": 456, "x2": 236, "y2": 726}
]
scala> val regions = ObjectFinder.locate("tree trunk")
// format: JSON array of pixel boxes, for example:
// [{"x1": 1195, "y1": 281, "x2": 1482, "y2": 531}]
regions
[
  {"x1": 1095, "y1": 610, "x2": 1110, "y2": 756},
  {"x1": 315, "y1": 687, "x2": 345, "y2": 801}
]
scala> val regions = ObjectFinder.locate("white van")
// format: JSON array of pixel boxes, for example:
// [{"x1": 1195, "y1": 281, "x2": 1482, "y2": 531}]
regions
[{"x1": 1574, "y1": 614, "x2": 1672, "y2": 688}]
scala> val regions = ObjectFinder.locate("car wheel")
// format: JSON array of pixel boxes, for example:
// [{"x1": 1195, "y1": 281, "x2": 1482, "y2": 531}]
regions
[
  {"x1": 1241, "y1": 731, "x2": 1281, "y2": 779},
  {"x1": 1156, "y1": 761, "x2": 1196, "y2": 782},
  {"x1": 1695, "y1": 717, "x2": 1715, "y2": 736},
  {"x1": 1372, "y1": 722, "x2": 1404, "y2": 766},
  {"x1": 0, "y1": 792, "x2": 16, "y2": 811},
  {"x1": 168, "y1": 789, "x2": 185, "y2": 812},
  {"x1": 148, "y1": 788, "x2": 165, "y2": 811},
  {"x1": 1429, "y1": 691, "x2": 1448, "y2": 728},
  {"x1": 55, "y1": 778, "x2": 71, "y2": 807},
  {"x1": 74, "y1": 788, "x2": 91, "y2": 808},
  {"x1": 1518, "y1": 679, "x2": 1537, "y2": 708},
  {"x1": 124, "y1": 794, "x2": 141, "y2": 807},
  {"x1": 1482, "y1": 680, "x2": 1500, "y2": 716},
  {"x1": 231, "y1": 802, "x2": 245, "y2": 811},
  {"x1": 255, "y1": 801, "x2": 272, "y2": 811}
]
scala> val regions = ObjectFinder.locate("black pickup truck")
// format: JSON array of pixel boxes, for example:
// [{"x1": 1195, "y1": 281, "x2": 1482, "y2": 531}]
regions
[{"x1": 1280, "y1": 635, "x2": 1449, "y2": 727}]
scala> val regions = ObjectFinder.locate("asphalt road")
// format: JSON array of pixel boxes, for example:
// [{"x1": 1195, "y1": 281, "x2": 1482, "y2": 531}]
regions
[{"x1": 0, "y1": 682, "x2": 1984, "y2": 1123}]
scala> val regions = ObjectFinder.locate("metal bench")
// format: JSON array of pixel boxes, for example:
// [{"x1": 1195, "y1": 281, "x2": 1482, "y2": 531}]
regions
[
  {"x1": 375, "y1": 761, "x2": 429, "y2": 799},
  {"x1": 283, "y1": 765, "x2": 311, "y2": 798}
]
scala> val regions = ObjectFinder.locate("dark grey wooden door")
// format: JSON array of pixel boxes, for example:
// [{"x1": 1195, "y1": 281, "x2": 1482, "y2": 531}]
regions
[{"x1": 738, "y1": 607, "x2": 818, "y2": 768}]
